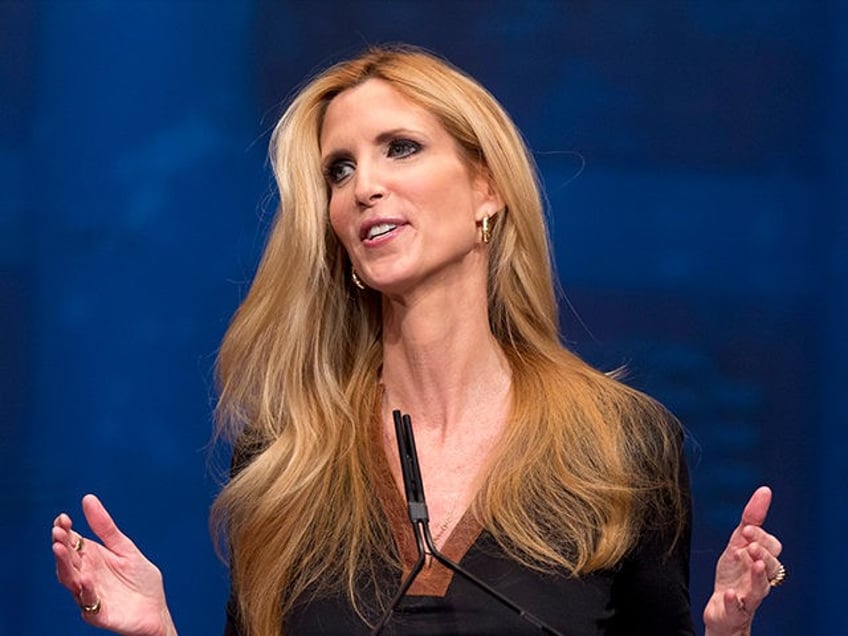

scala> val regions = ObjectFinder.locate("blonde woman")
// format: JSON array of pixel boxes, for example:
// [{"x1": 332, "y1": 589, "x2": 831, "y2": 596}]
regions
[{"x1": 53, "y1": 47, "x2": 785, "y2": 635}]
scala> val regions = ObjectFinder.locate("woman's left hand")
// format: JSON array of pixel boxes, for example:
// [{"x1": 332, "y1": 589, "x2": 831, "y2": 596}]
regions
[
  {"x1": 52, "y1": 494, "x2": 177, "y2": 636},
  {"x1": 703, "y1": 486, "x2": 784, "y2": 636}
]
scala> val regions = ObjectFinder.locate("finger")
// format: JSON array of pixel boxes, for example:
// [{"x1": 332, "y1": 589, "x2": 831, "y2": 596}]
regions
[
  {"x1": 81, "y1": 494, "x2": 135, "y2": 554},
  {"x1": 52, "y1": 540, "x2": 81, "y2": 590},
  {"x1": 78, "y1": 579, "x2": 98, "y2": 604},
  {"x1": 745, "y1": 542, "x2": 782, "y2": 579},
  {"x1": 725, "y1": 487, "x2": 773, "y2": 551},
  {"x1": 76, "y1": 582, "x2": 103, "y2": 626},
  {"x1": 51, "y1": 525, "x2": 82, "y2": 570},
  {"x1": 52, "y1": 523, "x2": 69, "y2": 546},
  {"x1": 53, "y1": 513, "x2": 73, "y2": 531},
  {"x1": 64, "y1": 528, "x2": 85, "y2": 553},
  {"x1": 53, "y1": 512, "x2": 87, "y2": 557},
  {"x1": 740, "y1": 486, "x2": 772, "y2": 528},
  {"x1": 742, "y1": 525, "x2": 782, "y2": 557},
  {"x1": 748, "y1": 556, "x2": 771, "y2": 602},
  {"x1": 71, "y1": 531, "x2": 85, "y2": 552}
]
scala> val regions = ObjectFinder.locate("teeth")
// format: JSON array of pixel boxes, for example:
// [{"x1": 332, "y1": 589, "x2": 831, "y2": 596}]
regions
[{"x1": 366, "y1": 223, "x2": 397, "y2": 240}]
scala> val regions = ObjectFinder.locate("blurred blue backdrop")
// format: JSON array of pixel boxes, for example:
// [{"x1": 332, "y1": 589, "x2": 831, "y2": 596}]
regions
[{"x1": 2, "y1": 1, "x2": 844, "y2": 634}]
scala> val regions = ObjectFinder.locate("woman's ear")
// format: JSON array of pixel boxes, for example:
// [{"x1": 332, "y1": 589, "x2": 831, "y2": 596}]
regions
[{"x1": 472, "y1": 166, "x2": 505, "y2": 223}]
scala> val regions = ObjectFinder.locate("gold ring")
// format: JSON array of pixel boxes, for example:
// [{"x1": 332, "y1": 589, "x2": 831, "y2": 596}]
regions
[
  {"x1": 79, "y1": 595, "x2": 102, "y2": 614},
  {"x1": 72, "y1": 535, "x2": 84, "y2": 552},
  {"x1": 768, "y1": 563, "x2": 787, "y2": 588}
]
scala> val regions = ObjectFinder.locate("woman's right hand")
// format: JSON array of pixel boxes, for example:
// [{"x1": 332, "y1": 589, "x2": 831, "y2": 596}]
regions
[
  {"x1": 703, "y1": 486, "x2": 783, "y2": 636},
  {"x1": 52, "y1": 494, "x2": 178, "y2": 636}
]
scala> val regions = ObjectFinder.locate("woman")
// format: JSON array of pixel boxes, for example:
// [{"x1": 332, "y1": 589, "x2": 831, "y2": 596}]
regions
[{"x1": 52, "y1": 46, "x2": 785, "y2": 635}]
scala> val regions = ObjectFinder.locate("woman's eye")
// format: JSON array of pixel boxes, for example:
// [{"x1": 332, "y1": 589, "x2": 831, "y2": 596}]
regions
[
  {"x1": 325, "y1": 161, "x2": 354, "y2": 184},
  {"x1": 387, "y1": 139, "x2": 421, "y2": 159}
]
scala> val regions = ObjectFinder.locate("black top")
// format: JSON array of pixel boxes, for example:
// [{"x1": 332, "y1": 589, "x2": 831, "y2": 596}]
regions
[{"x1": 223, "y1": 450, "x2": 694, "y2": 635}]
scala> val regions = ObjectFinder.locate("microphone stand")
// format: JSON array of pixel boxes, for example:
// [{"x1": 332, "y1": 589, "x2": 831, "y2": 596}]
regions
[{"x1": 371, "y1": 410, "x2": 563, "y2": 636}]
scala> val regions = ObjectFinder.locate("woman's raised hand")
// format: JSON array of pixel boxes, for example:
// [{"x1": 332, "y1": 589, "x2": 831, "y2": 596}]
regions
[
  {"x1": 52, "y1": 494, "x2": 178, "y2": 636},
  {"x1": 703, "y1": 486, "x2": 785, "y2": 636}
]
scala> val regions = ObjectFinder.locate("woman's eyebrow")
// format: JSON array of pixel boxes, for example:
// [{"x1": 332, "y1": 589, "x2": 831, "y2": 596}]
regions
[
  {"x1": 374, "y1": 128, "x2": 423, "y2": 144},
  {"x1": 320, "y1": 127, "x2": 426, "y2": 167}
]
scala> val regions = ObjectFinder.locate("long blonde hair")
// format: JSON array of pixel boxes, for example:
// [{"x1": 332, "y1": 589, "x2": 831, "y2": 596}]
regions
[{"x1": 211, "y1": 45, "x2": 685, "y2": 635}]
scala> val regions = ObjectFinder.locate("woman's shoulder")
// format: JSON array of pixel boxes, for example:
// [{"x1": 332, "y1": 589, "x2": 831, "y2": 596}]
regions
[{"x1": 552, "y1": 352, "x2": 685, "y2": 440}]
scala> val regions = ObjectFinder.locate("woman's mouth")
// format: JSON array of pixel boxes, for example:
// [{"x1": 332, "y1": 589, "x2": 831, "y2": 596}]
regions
[
  {"x1": 360, "y1": 219, "x2": 406, "y2": 243},
  {"x1": 366, "y1": 223, "x2": 398, "y2": 240}
]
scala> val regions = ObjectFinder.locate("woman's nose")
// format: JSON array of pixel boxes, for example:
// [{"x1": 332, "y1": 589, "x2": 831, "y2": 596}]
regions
[{"x1": 353, "y1": 162, "x2": 386, "y2": 207}]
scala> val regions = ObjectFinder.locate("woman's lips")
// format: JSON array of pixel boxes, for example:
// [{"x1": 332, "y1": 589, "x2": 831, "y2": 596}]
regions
[
  {"x1": 360, "y1": 219, "x2": 407, "y2": 245},
  {"x1": 365, "y1": 222, "x2": 397, "y2": 240}
]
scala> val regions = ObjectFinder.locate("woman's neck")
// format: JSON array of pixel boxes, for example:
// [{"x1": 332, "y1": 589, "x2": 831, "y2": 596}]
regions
[{"x1": 379, "y1": 280, "x2": 511, "y2": 441}]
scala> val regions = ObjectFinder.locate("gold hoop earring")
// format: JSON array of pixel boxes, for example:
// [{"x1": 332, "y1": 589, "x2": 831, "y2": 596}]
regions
[
  {"x1": 481, "y1": 216, "x2": 492, "y2": 244},
  {"x1": 351, "y1": 269, "x2": 365, "y2": 290}
]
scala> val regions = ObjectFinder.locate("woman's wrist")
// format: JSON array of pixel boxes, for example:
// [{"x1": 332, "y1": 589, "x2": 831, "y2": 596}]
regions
[
  {"x1": 703, "y1": 596, "x2": 754, "y2": 636},
  {"x1": 159, "y1": 608, "x2": 178, "y2": 636},
  {"x1": 703, "y1": 591, "x2": 753, "y2": 636},
  {"x1": 132, "y1": 605, "x2": 176, "y2": 636},
  {"x1": 705, "y1": 629, "x2": 751, "y2": 636}
]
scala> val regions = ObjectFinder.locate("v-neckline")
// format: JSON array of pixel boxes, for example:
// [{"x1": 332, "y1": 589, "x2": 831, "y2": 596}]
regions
[{"x1": 372, "y1": 426, "x2": 484, "y2": 597}]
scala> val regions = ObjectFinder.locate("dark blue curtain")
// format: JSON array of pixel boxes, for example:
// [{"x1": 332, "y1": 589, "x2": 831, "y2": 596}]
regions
[{"x1": 3, "y1": 2, "x2": 842, "y2": 634}]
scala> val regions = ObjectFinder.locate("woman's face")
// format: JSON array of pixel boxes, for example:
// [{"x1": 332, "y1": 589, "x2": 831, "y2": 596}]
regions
[{"x1": 320, "y1": 78, "x2": 501, "y2": 296}]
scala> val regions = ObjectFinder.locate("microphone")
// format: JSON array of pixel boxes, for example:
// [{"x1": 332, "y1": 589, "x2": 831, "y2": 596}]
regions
[{"x1": 371, "y1": 410, "x2": 564, "y2": 635}]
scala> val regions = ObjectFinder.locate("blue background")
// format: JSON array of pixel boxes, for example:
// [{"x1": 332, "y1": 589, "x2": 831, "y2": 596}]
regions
[{"x1": 2, "y1": 1, "x2": 844, "y2": 634}]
